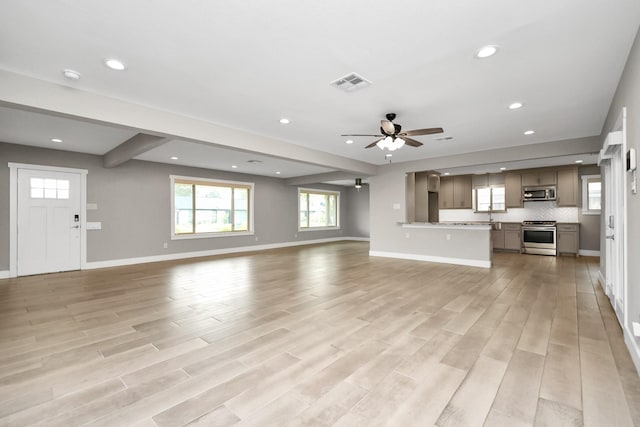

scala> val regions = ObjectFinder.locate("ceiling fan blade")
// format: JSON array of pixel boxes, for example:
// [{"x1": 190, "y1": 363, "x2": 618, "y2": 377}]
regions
[
  {"x1": 401, "y1": 127, "x2": 444, "y2": 136},
  {"x1": 341, "y1": 134, "x2": 384, "y2": 137},
  {"x1": 381, "y1": 120, "x2": 395, "y2": 135},
  {"x1": 402, "y1": 136, "x2": 424, "y2": 147},
  {"x1": 365, "y1": 138, "x2": 385, "y2": 149}
]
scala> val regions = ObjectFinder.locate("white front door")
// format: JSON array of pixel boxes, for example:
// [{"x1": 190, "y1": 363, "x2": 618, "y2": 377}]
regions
[
  {"x1": 17, "y1": 168, "x2": 82, "y2": 276},
  {"x1": 601, "y1": 129, "x2": 626, "y2": 326}
]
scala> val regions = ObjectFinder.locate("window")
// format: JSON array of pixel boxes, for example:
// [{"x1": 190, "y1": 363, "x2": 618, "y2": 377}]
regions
[
  {"x1": 474, "y1": 185, "x2": 505, "y2": 212},
  {"x1": 298, "y1": 189, "x2": 339, "y2": 230},
  {"x1": 171, "y1": 176, "x2": 253, "y2": 238},
  {"x1": 582, "y1": 175, "x2": 601, "y2": 214},
  {"x1": 30, "y1": 177, "x2": 69, "y2": 199}
]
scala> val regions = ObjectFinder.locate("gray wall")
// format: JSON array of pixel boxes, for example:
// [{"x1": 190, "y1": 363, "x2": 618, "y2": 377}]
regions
[
  {"x1": 600, "y1": 25, "x2": 640, "y2": 359},
  {"x1": 578, "y1": 165, "x2": 601, "y2": 252},
  {"x1": 0, "y1": 142, "x2": 369, "y2": 268}
]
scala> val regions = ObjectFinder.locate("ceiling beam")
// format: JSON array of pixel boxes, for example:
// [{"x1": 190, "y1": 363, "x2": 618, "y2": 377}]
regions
[
  {"x1": 0, "y1": 70, "x2": 378, "y2": 176},
  {"x1": 103, "y1": 133, "x2": 169, "y2": 168},
  {"x1": 284, "y1": 171, "x2": 367, "y2": 186}
]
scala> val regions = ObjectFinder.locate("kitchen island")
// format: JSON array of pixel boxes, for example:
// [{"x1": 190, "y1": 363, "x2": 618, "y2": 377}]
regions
[{"x1": 369, "y1": 222, "x2": 493, "y2": 268}]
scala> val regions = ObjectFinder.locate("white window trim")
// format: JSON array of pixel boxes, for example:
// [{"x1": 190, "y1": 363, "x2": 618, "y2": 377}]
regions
[
  {"x1": 473, "y1": 185, "x2": 506, "y2": 213},
  {"x1": 298, "y1": 187, "x2": 340, "y2": 232},
  {"x1": 581, "y1": 174, "x2": 601, "y2": 215},
  {"x1": 170, "y1": 175, "x2": 255, "y2": 239}
]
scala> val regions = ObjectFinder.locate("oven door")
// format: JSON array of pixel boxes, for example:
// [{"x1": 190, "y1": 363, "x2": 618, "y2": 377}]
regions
[{"x1": 522, "y1": 226, "x2": 556, "y2": 256}]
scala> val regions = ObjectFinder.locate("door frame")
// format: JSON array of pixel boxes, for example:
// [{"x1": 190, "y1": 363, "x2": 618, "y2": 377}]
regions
[
  {"x1": 8, "y1": 162, "x2": 88, "y2": 278},
  {"x1": 598, "y1": 107, "x2": 628, "y2": 328}
]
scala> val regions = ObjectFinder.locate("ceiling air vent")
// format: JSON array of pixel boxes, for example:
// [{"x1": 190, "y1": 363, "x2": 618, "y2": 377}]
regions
[
  {"x1": 436, "y1": 136, "x2": 454, "y2": 141},
  {"x1": 330, "y1": 72, "x2": 372, "y2": 92}
]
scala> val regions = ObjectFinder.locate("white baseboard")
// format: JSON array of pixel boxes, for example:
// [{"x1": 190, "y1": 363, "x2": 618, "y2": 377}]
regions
[
  {"x1": 624, "y1": 328, "x2": 640, "y2": 376},
  {"x1": 0, "y1": 270, "x2": 10, "y2": 280},
  {"x1": 84, "y1": 237, "x2": 369, "y2": 270},
  {"x1": 579, "y1": 249, "x2": 601, "y2": 256},
  {"x1": 597, "y1": 270, "x2": 606, "y2": 293},
  {"x1": 369, "y1": 250, "x2": 491, "y2": 269}
]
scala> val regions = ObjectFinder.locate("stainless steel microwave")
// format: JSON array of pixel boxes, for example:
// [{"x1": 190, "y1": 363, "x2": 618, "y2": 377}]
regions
[{"x1": 523, "y1": 186, "x2": 556, "y2": 201}]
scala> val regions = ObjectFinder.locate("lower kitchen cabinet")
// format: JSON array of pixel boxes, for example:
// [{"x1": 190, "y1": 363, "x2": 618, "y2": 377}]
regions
[
  {"x1": 503, "y1": 223, "x2": 522, "y2": 251},
  {"x1": 491, "y1": 229, "x2": 505, "y2": 250},
  {"x1": 557, "y1": 223, "x2": 579, "y2": 256}
]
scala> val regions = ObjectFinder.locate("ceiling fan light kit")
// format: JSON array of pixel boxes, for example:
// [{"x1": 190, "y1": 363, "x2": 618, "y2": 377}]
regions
[
  {"x1": 342, "y1": 113, "x2": 443, "y2": 151},
  {"x1": 376, "y1": 136, "x2": 405, "y2": 151}
]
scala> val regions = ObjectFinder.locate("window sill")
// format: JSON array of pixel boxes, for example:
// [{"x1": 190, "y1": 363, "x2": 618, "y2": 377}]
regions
[
  {"x1": 171, "y1": 231, "x2": 255, "y2": 240},
  {"x1": 581, "y1": 211, "x2": 601, "y2": 216},
  {"x1": 298, "y1": 227, "x2": 340, "y2": 232}
]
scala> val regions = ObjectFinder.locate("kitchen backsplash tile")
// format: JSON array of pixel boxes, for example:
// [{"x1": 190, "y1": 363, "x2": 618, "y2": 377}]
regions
[{"x1": 439, "y1": 201, "x2": 579, "y2": 223}]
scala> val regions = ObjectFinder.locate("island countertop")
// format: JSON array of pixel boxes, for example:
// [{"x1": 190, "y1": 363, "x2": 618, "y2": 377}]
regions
[{"x1": 401, "y1": 222, "x2": 492, "y2": 230}]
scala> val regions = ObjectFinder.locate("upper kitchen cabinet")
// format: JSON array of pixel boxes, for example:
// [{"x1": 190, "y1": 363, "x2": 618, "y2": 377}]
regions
[
  {"x1": 521, "y1": 169, "x2": 557, "y2": 186},
  {"x1": 439, "y1": 175, "x2": 472, "y2": 209},
  {"x1": 504, "y1": 173, "x2": 522, "y2": 208},
  {"x1": 453, "y1": 175, "x2": 472, "y2": 209},
  {"x1": 439, "y1": 176, "x2": 454, "y2": 209},
  {"x1": 556, "y1": 166, "x2": 579, "y2": 207}
]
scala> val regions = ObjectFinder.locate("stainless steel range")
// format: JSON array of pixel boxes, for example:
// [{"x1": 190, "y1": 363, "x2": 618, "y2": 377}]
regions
[{"x1": 522, "y1": 220, "x2": 557, "y2": 256}]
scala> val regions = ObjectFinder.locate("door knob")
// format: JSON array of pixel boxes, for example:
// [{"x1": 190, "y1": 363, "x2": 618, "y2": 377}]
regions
[
  {"x1": 605, "y1": 234, "x2": 614, "y2": 240},
  {"x1": 71, "y1": 225, "x2": 80, "y2": 229}
]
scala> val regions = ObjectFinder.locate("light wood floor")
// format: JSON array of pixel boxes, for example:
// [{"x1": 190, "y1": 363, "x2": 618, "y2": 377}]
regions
[{"x1": 0, "y1": 242, "x2": 638, "y2": 426}]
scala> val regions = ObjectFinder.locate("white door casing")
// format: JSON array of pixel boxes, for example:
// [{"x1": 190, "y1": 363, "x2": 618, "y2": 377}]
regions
[
  {"x1": 9, "y1": 163, "x2": 87, "y2": 277},
  {"x1": 598, "y1": 107, "x2": 627, "y2": 328}
]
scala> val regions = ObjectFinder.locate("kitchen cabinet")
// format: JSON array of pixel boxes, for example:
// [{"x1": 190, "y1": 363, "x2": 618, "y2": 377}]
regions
[
  {"x1": 557, "y1": 167, "x2": 579, "y2": 207},
  {"x1": 505, "y1": 173, "x2": 522, "y2": 208},
  {"x1": 503, "y1": 223, "x2": 522, "y2": 251},
  {"x1": 438, "y1": 177, "x2": 454, "y2": 209},
  {"x1": 521, "y1": 170, "x2": 557, "y2": 187},
  {"x1": 491, "y1": 229, "x2": 505, "y2": 249},
  {"x1": 453, "y1": 175, "x2": 472, "y2": 208},
  {"x1": 439, "y1": 175, "x2": 472, "y2": 209},
  {"x1": 557, "y1": 223, "x2": 579, "y2": 256}
]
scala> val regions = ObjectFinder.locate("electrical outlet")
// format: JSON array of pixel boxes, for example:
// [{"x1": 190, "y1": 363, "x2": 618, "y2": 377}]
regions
[
  {"x1": 163, "y1": 242, "x2": 168, "y2": 249},
  {"x1": 446, "y1": 234, "x2": 451, "y2": 241},
  {"x1": 405, "y1": 232, "x2": 410, "y2": 238}
]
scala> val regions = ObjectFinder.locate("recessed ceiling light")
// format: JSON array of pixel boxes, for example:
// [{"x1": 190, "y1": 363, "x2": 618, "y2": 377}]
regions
[
  {"x1": 231, "y1": 165, "x2": 238, "y2": 169},
  {"x1": 170, "y1": 156, "x2": 178, "y2": 160},
  {"x1": 345, "y1": 140, "x2": 354, "y2": 144},
  {"x1": 443, "y1": 172, "x2": 451, "y2": 176},
  {"x1": 575, "y1": 160, "x2": 584, "y2": 163},
  {"x1": 62, "y1": 69, "x2": 81, "y2": 80},
  {"x1": 50, "y1": 138, "x2": 63, "y2": 143},
  {"x1": 524, "y1": 130, "x2": 535, "y2": 135},
  {"x1": 275, "y1": 171, "x2": 281, "y2": 175},
  {"x1": 500, "y1": 167, "x2": 507, "y2": 171},
  {"x1": 509, "y1": 102, "x2": 523, "y2": 110},
  {"x1": 104, "y1": 58, "x2": 126, "y2": 71},
  {"x1": 476, "y1": 45, "x2": 498, "y2": 58},
  {"x1": 279, "y1": 118, "x2": 290, "y2": 125}
]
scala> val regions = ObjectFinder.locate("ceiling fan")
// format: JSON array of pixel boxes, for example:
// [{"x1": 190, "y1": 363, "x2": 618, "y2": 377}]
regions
[{"x1": 342, "y1": 113, "x2": 444, "y2": 151}]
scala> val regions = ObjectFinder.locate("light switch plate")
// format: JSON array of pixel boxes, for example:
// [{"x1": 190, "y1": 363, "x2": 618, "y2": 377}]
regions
[
  {"x1": 87, "y1": 203, "x2": 98, "y2": 210},
  {"x1": 86, "y1": 222, "x2": 102, "y2": 230}
]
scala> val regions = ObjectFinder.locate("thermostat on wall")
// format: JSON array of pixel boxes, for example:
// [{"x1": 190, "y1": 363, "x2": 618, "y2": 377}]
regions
[{"x1": 627, "y1": 148, "x2": 636, "y2": 172}]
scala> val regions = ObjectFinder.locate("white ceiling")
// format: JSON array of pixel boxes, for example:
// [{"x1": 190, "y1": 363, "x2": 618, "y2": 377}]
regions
[{"x1": 0, "y1": 0, "x2": 638, "y2": 179}]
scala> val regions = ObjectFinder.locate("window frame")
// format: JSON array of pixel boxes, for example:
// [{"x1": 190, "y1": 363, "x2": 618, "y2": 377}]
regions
[
  {"x1": 581, "y1": 174, "x2": 602, "y2": 215},
  {"x1": 473, "y1": 185, "x2": 506, "y2": 213},
  {"x1": 170, "y1": 175, "x2": 254, "y2": 240},
  {"x1": 298, "y1": 188, "x2": 340, "y2": 231}
]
